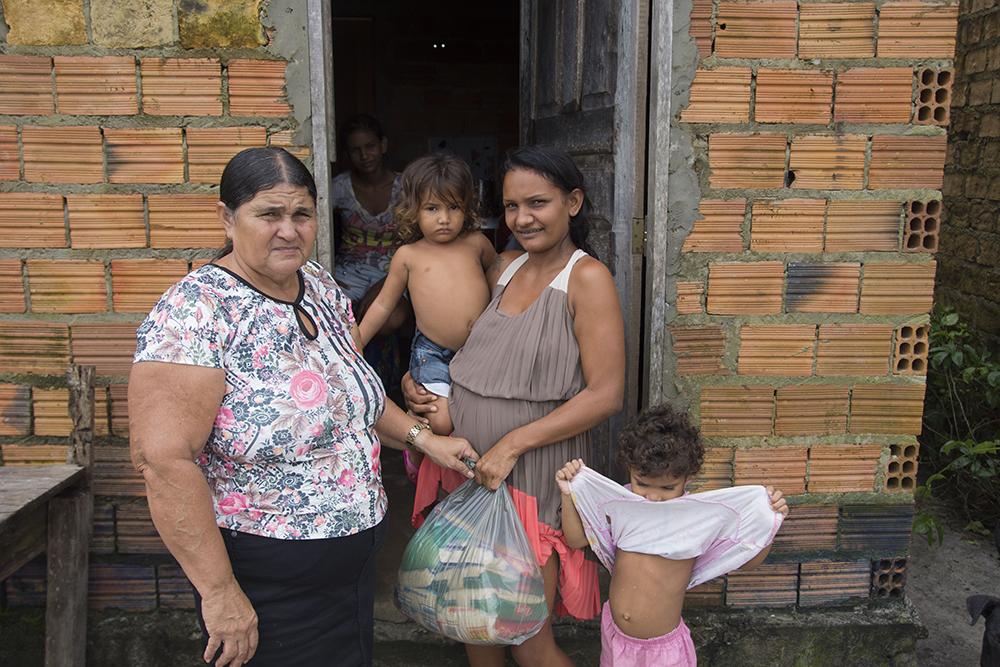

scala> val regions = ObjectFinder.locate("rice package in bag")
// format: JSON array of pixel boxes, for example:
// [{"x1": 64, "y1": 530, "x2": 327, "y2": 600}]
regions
[{"x1": 395, "y1": 479, "x2": 548, "y2": 645}]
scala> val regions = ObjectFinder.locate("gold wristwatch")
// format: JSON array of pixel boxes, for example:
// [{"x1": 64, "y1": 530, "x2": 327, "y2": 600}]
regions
[{"x1": 405, "y1": 422, "x2": 431, "y2": 450}]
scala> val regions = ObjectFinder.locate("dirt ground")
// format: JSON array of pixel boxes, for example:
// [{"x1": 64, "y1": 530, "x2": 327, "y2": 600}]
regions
[{"x1": 907, "y1": 505, "x2": 1000, "y2": 666}]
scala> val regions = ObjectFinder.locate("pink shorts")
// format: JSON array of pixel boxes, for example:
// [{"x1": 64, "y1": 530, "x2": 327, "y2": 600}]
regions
[{"x1": 600, "y1": 601, "x2": 697, "y2": 667}]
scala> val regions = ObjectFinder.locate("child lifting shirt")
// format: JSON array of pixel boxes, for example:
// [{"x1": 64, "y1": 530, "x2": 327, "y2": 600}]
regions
[
  {"x1": 358, "y1": 154, "x2": 497, "y2": 473},
  {"x1": 556, "y1": 405, "x2": 788, "y2": 667}
]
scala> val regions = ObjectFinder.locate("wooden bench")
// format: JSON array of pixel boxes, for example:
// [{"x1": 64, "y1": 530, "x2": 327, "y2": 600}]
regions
[{"x1": 0, "y1": 366, "x2": 95, "y2": 667}]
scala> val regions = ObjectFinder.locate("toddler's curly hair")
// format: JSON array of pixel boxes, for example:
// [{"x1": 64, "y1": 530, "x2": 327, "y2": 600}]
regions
[
  {"x1": 616, "y1": 404, "x2": 704, "y2": 478},
  {"x1": 394, "y1": 153, "x2": 479, "y2": 243}
]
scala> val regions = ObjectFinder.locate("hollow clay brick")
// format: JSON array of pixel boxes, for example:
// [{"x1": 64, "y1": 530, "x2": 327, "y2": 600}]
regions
[
  {"x1": 871, "y1": 558, "x2": 907, "y2": 598},
  {"x1": 0, "y1": 321, "x2": 70, "y2": 375},
  {"x1": 708, "y1": 134, "x2": 787, "y2": 189},
  {"x1": 885, "y1": 443, "x2": 919, "y2": 493},
  {"x1": 1, "y1": 443, "x2": 68, "y2": 465},
  {"x1": 750, "y1": 199, "x2": 825, "y2": 253},
  {"x1": 785, "y1": 263, "x2": 860, "y2": 313},
  {"x1": 23, "y1": 126, "x2": 103, "y2": 184},
  {"x1": 859, "y1": 261, "x2": 936, "y2": 314},
  {"x1": 31, "y1": 387, "x2": 108, "y2": 437},
  {"x1": 685, "y1": 577, "x2": 725, "y2": 608},
  {"x1": 54, "y1": 56, "x2": 138, "y2": 115},
  {"x1": 0, "y1": 126, "x2": 18, "y2": 181},
  {"x1": 670, "y1": 326, "x2": 727, "y2": 375},
  {"x1": 869, "y1": 135, "x2": 947, "y2": 190},
  {"x1": 267, "y1": 130, "x2": 311, "y2": 162},
  {"x1": 738, "y1": 325, "x2": 816, "y2": 376},
  {"x1": 691, "y1": 447, "x2": 735, "y2": 491},
  {"x1": 683, "y1": 199, "x2": 746, "y2": 252},
  {"x1": 715, "y1": 2, "x2": 797, "y2": 58},
  {"x1": 799, "y1": 3, "x2": 876, "y2": 58},
  {"x1": 807, "y1": 444, "x2": 882, "y2": 493},
  {"x1": 93, "y1": 446, "x2": 146, "y2": 496},
  {"x1": 67, "y1": 194, "x2": 146, "y2": 249},
  {"x1": 157, "y1": 564, "x2": 195, "y2": 609},
  {"x1": 187, "y1": 126, "x2": 268, "y2": 184},
  {"x1": 815, "y1": 324, "x2": 894, "y2": 376},
  {"x1": 707, "y1": 262, "x2": 784, "y2": 315},
  {"x1": 834, "y1": 68, "x2": 913, "y2": 124},
  {"x1": 117, "y1": 502, "x2": 168, "y2": 554},
  {"x1": 849, "y1": 383, "x2": 926, "y2": 434},
  {"x1": 824, "y1": 200, "x2": 901, "y2": 252},
  {"x1": 148, "y1": 195, "x2": 225, "y2": 248},
  {"x1": 228, "y1": 59, "x2": 293, "y2": 117},
  {"x1": 109, "y1": 384, "x2": 130, "y2": 437},
  {"x1": 0, "y1": 55, "x2": 54, "y2": 115},
  {"x1": 105, "y1": 128, "x2": 184, "y2": 184},
  {"x1": 877, "y1": 1, "x2": 958, "y2": 59},
  {"x1": 789, "y1": 135, "x2": 866, "y2": 190},
  {"x1": 893, "y1": 324, "x2": 930, "y2": 375},
  {"x1": 681, "y1": 68, "x2": 752, "y2": 123},
  {"x1": 772, "y1": 505, "x2": 838, "y2": 552},
  {"x1": 903, "y1": 200, "x2": 941, "y2": 253},
  {"x1": 0, "y1": 384, "x2": 31, "y2": 436},
  {"x1": 726, "y1": 563, "x2": 799, "y2": 607},
  {"x1": 734, "y1": 446, "x2": 808, "y2": 494},
  {"x1": 141, "y1": 58, "x2": 223, "y2": 116},
  {"x1": 699, "y1": 386, "x2": 774, "y2": 437},
  {"x1": 0, "y1": 193, "x2": 65, "y2": 248},
  {"x1": 88, "y1": 562, "x2": 157, "y2": 611},
  {"x1": 839, "y1": 504, "x2": 913, "y2": 555},
  {"x1": 111, "y1": 259, "x2": 189, "y2": 313},
  {"x1": 774, "y1": 385, "x2": 849, "y2": 436},
  {"x1": 676, "y1": 281, "x2": 704, "y2": 315},
  {"x1": 0, "y1": 260, "x2": 25, "y2": 313},
  {"x1": 690, "y1": 0, "x2": 714, "y2": 57},
  {"x1": 914, "y1": 68, "x2": 953, "y2": 126},
  {"x1": 799, "y1": 560, "x2": 871, "y2": 606},
  {"x1": 27, "y1": 260, "x2": 107, "y2": 314},
  {"x1": 755, "y1": 69, "x2": 833, "y2": 125},
  {"x1": 71, "y1": 323, "x2": 139, "y2": 377}
]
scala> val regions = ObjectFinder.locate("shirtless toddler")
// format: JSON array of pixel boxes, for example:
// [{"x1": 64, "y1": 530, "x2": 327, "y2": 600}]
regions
[{"x1": 359, "y1": 153, "x2": 497, "y2": 438}]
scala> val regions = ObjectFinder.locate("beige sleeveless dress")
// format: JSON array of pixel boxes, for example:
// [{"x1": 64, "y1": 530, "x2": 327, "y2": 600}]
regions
[{"x1": 411, "y1": 249, "x2": 601, "y2": 620}]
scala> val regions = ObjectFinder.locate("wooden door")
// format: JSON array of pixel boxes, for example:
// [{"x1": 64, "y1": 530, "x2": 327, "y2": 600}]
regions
[{"x1": 519, "y1": 0, "x2": 649, "y2": 473}]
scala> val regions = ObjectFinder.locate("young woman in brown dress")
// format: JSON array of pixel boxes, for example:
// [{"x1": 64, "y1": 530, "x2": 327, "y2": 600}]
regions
[{"x1": 405, "y1": 146, "x2": 626, "y2": 667}]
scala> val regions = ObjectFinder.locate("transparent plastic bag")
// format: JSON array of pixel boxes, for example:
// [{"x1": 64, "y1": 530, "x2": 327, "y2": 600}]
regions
[{"x1": 394, "y1": 479, "x2": 548, "y2": 645}]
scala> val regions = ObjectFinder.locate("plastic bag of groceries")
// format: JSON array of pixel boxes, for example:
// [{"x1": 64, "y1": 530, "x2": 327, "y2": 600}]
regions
[{"x1": 394, "y1": 478, "x2": 548, "y2": 645}]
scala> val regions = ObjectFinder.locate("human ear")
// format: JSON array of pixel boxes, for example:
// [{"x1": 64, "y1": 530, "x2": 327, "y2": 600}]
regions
[
  {"x1": 566, "y1": 188, "x2": 584, "y2": 217},
  {"x1": 217, "y1": 201, "x2": 235, "y2": 239},
  {"x1": 380, "y1": 137, "x2": 389, "y2": 155}
]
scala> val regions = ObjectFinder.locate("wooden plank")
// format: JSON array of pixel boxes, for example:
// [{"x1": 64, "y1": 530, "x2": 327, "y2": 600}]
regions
[
  {"x1": 0, "y1": 502, "x2": 46, "y2": 582},
  {"x1": 0, "y1": 465, "x2": 85, "y2": 524},
  {"x1": 45, "y1": 490, "x2": 92, "y2": 667},
  {"x1": 67, "y1": 364, "x2": 95, "y2": 470}
]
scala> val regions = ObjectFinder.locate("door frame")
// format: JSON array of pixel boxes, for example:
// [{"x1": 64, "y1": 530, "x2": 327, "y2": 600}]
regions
[{"x1": 307, "y1": 0, "x2": 335, "y2": 269}]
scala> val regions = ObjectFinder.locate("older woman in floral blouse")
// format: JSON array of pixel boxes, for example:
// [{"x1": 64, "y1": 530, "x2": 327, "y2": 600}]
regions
[{"x1": 128, "y1": 147, "x2": 477, "y2": 667}]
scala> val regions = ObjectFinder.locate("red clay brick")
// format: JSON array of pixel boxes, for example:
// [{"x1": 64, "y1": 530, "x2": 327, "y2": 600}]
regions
[
  {"x1": 0, "y1": 126, "x2": 19, "y2": 180},
  {"x1": 0, "y1": 321, "x2": 70, "y2": 375},
  {"x1": 709, "y1": 134, "x2": 787, "y2": 189},
  {"x1": 111, "y1": 259, "x2": 189, "y2": 313},
  {"x1": 93, "y1": 445, "x2": 146, "y2": 496},
  {"x1": 850, "y1": 383, "x2": 926, "y2": 434},
  {"x1": 267, "y1": 130, "x2": 311, "y2": 162},
  {"x1": 690, "y1": 0, "x2": 714, "y2": 57},
  {"x1": 798, "y1": 560, "x2": 871, "y2": 606},
  {"x1": 0, "y1": 384, "x2": 31, "y2": 436},
  {"x1": 0, "y1": 193, "x2": 66, "y2": 247},
  {"x1": 109, "y1": 384, "x2": 129, "y2": 437},
  {"x1": 834, "y1": 68, "x2": 913, "y2": 124},
  {"x1": 734, "y1": 446, "x2": 807, "y2": 494},
  {"x1": 0, "y1": 260, "x2": 25, "y2": 313},
  {"x1": 785, "y1": 263, "x2": 860, "y2": 313},
  {"x1": 67, "y1": 194, "x2": 146, "y2": 249},
  {"x1": 877, "y1": 1, "x2": 958, "y2": 58},
  {"x1": 914, "y1": 68, "x2": 953, "y2": 126},
  {"x1": 771, "y1": 505, "x2": 838, "y2": 552},
  {"x1": 676, "y1": 281, "x2": 704, "y2": 315},
  {"x1": 755, "y1": 70, "x2": 833, "y2": 125},
  {"x1": 816, "y1": 324, "x2": 894, "y2": 376},
  {"x1": 187, "y1": 126, "x2": 267, "y2": 184},
  {"x1": 885, "y1": 443, "x2": 919, "y2": 492},
  {"x1": 738, "y1": 325, "x2": 816, "y2": 376},
  {"x1": 54, "y1": 56, "x2": 137, "y2": 115},
  {"x1": 33, "y1": 387, "x2": 73, "y2": 436},
  {"x1": 148, "y1": 194, "x2": 224, "y2": 248},
  {"x1": 0, "y1": 55, "x2": 54, "y2": 115},
  {"x1": 824, "y1": 201, "x2": 901, "y2": 252},
  {"x1": 228, "y1": 59, "x2": 292, "y2": 116},
  {"x1": 1, "y1": 444, "x2": 68, "y2": 465},
  {"x1": 859, "y1": 261, "x2": 936, "y2": 314},
  {"x1": 27, "y1": 259, "x2": 107, "y2": 313},
  {"x1": 869, "y1": 135, "x2": 947, "y2": 190},
  {"x1": 670, "y1": 326, "x2": 727, "y2": 375},
  {"x1": 775, "y1": 385, "x2": 849, "y2": 436},
  {"x1": 715, "y1": 1, "x2": 797, "y2": 58},
  {"x1": 799, "y1": 3, "x2": 876, "y2": 58},
  {"x1": 683, "y1": 200, "x2": 745, "y2": 252},
  {"x1": 903, "y1": 199, "x2": 941, "y2": 253},
  {"x1": 808, "y1": 444, "x2": 883, "y2": 493},
  {"x1": 893, "y1": 324, "x2": 930, "y2": 375},
  {"x1": 692, "y1": 448, "x2": 735, "y2": 491},
  {"x1": 750, "y1": 199, "x2": 825, "y2": 253},
  {"x1": 726, "y1": 563, "x2": 799, "y2": 607},
  {"x1": 70, "y1": 323, "x2": 139, "y2": 377},
  {"x1": 23, "y1": 126, "x2": 103, "y2": 183},
  {"x1": 700, "y1": 386, "x2": 774, "y2": 437},
  {"x1": 789, "y1": 135, "x2": 866, "y2": 190},
  {"x1": 141, "y1": 58, "x2": 222, "y2": 116},
  {"x1": 105, "y1": 128, "x2": 184, "y2": 184},
  {"x1": 707, "y1": 262, "x2": 784, "y2": 314},
  {"x1": 681, "y1": 68, "x2": 751, "y2": 123}
]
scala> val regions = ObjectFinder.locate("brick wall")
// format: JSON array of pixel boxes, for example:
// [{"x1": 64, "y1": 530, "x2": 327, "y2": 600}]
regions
[
  {"x1": 0, "y1": 0, "x2": 307, "y2": 612},
  {"x1": 671, "y1": 0, "x2": 956, "y2": 608},
  {"x1": 938, "y1": 0, "x2": 1000, "y2": 343}
]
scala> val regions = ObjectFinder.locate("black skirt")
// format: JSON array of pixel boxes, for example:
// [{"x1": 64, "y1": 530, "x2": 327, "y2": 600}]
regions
[{"x1": 195, "y1": 517, "x2": 388, "y2": 666}]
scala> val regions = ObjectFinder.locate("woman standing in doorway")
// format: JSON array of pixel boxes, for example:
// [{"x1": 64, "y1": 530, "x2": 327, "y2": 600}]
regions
[
  {"x1": 331, "y1": 114, "x2": 410, "y2": 333},
  {"x1": 406, "y1": 146, "x2": 626, "y2": 667}
]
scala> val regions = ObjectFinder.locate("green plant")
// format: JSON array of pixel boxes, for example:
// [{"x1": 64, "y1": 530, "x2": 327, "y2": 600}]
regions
[{"x1": 915, "y1": 309, "x2": 1000, "y2": 544}]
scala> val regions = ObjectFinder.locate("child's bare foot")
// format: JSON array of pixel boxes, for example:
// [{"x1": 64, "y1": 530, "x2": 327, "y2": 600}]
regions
[{"x1": 556, "y1": 459, "x2": 585, "y2": 495}]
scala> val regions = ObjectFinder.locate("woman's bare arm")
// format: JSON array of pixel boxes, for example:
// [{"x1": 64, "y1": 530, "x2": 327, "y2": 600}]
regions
[
  {"x1": 129, "y1": 361, "x2": 257, "y2": 667},
  {"x1": 474, "y1": 258, "x2": 625, "y2": 489}
]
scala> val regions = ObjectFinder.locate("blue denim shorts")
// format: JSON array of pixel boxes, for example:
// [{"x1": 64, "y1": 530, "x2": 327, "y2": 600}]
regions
[{"x1": 409, "y1": 330, "x2": 454, "y2": 397}]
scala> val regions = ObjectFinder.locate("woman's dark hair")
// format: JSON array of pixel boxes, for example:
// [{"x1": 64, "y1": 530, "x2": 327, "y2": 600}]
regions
[
  {"x1": 214, "y1": 147, "x2": 317, "y2": 259},
  {"x1": 617, "y1": 404, "x2": 705, "y2": 478},
  {"x1": 394, "y1": 153, "x2": 480, "y2": 243},
  {"x1": 499, "y1": 145, "x2": 596, "y2": 257},
  {"x1": 338, "y1": 113, "x2": 384, "y2": 148}
]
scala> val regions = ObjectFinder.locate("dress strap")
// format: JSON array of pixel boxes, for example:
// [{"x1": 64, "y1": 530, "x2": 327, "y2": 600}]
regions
[
  {"x1": 497, "y1": 253, "x2": 530, "y2": 286},
  {"x1": 550, "y1": 250, "x2": 588, "y2": 293}
]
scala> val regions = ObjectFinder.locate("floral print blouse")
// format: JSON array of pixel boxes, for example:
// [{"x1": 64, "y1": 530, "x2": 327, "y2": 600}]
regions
[{"x1": 134, "y1": 261, "x2": 387, "y2": 540}]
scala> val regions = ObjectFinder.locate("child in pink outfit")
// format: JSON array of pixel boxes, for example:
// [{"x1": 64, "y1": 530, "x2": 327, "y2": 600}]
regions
[{"x1": 556, "y1": 405, "x2": 789, "y2": 667}]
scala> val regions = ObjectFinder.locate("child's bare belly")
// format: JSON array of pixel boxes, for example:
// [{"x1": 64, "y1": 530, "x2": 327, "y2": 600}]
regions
[
  {"x1": 609, "y1": 550, "x2": 694, "y2": 639},
  {"x1": 409, "y1": 267, "x2": 490, "y2": 351}
]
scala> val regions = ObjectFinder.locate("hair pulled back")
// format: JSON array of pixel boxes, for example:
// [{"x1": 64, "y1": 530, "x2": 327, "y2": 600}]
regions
[
  {"x1": 215, "y1": 147, "x2": 317, "y2": 259},
  {"x1": 499, "y1": 145, "x2": 596, "y2": 257},
  {"x1": 338, "y1": 113, "x2": 385, "y2": 148}
]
